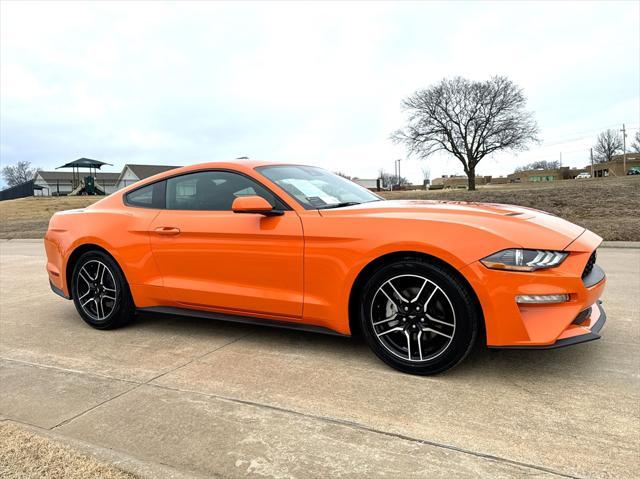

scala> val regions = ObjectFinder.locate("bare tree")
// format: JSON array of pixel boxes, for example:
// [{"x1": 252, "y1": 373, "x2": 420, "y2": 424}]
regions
[
  {"x1": 378, "y1": 169, "x2": 409, "y2": 189},
  {"x1": 631, "y1": 130, "x2": 640, "y2": 153},
  {"x1": 514, "y1": 160, "x2": 561, "y2": 173},
  {"x1": 593, "y1": 129, "x2": 623, "y2": 163},
  {"x1": 392, "y1": 76, "x2": 538, "y2": 190},
  {"x1": 334, "y1": 171, "x2": 353, "y2": 180},
  {"x1": 420, "y1": 166, "x2": 431, "y2": 183},
  {"x1": 1, "y1": 161, "x2": 38, "y2": 187}
]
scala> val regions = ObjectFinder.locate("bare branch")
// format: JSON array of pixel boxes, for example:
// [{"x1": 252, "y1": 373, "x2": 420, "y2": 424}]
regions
[
  {"x1": 593, "y1": 129, "x2": 623, "y2": 163},
  {"x1": 392, "y1": 76, "x2": 539, "y2": 190},
  {"x1": 1, "y1": 161, "x2": 38, "y2": 187}
]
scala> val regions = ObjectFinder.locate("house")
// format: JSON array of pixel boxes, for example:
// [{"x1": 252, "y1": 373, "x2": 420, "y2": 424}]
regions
[
  {"x1": 115, "y1": 164, "x2": 180, "y2": 189},
  {"x1": 507, "y1": 166, "x2": 593, "y2": 183},
  {"x1": 34, "y1": 171, "x2": 120, "y2": 196},
  {"x1": 430, "y1": 175, "x2": 492, "y2": 189},
  {"x1": 29, "y1": 164, "x2": 180, "y2": 196},
  {"x1": 352, "y1": 178, "x2": 379, "y2": 190},
  {"x1": 591, "y1": 153, "x2": 640, "y2": 177}
]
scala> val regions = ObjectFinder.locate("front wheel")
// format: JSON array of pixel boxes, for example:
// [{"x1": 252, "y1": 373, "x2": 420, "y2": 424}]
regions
[
  {"x1": 358, "y1": 259, "x2": 479, "y2": 375},
  {"x1": 71, "y1": 250, "x2": 135, "y2": 330}
]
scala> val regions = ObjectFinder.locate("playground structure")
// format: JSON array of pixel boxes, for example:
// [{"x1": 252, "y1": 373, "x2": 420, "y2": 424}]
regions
[{"x1": 56, "y1": 158, "x2": 113, "y2": 195}]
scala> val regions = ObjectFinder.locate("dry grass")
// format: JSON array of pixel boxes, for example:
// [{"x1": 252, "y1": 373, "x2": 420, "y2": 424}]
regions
[
  {"x1": 0, "y1": 196, "x2": 100, "y2": 239},
  {"x1": 380, "y1": 175, "x2": 640, "y2": 241},
  {"x1": 0, "y1": 422, "x2": 136, "y2": 479},
  {"x1": 0, "y1": 176, "x2": 638, "y2": 240}
]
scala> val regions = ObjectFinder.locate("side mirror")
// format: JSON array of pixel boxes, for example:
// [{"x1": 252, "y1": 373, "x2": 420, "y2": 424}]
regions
[{"x1": 232, "y1": 195, "x2": 283, "y2": 216}]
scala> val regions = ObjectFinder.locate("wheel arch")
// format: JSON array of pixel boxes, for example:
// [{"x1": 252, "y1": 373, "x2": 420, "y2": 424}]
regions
[
  {"x1": 347, "y1": 250, "x2": 484, "y2": 339},
  {"x1": 65, "y1": 243, "x2": 121, "y2": 299}
]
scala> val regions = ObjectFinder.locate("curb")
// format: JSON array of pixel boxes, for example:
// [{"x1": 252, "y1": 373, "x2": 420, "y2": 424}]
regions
[
  {"x1": 0, "y1": 238, "x2": 42, "y2": 243},
  {"x1": 600, "y1": 241, "x2": 640, "y2": 249},
  {"x1": 2, "y1": 420, "x2": 203, "y2": 479}
]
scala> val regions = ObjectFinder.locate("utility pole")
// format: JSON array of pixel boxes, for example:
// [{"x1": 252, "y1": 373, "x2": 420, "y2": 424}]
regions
[
  {"x1": 621, "y1": 124, "x2": 627, "y2": 174},
  {"x1": 590, "y1": 148, "x2": 594, "y2": 178},
  {"x1": 393, "y1": 161, "x2": 397, "y2": 190},
  {"x1": 396, "y1": 159, "x2": 402, "y2": 186},
  {"x1": 559, "y1": 152, "x2": 562, "y2": 167}
]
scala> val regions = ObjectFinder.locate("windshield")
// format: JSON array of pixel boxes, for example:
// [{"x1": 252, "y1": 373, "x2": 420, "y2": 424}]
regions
[{"x1": 257, "y1": 165, "x2": 382, "y2": 209}]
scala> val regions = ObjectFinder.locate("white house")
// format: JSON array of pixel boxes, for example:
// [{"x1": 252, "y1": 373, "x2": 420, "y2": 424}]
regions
[
  {"x1": 31, "y1": 164, "x2": 180, "y2": 196},
  {"x1": 352, "y1": 178, "x2": 379, "y2": 190},
  {"x1": 115, "y1": 164, "x2": 180, "y2": 189}
]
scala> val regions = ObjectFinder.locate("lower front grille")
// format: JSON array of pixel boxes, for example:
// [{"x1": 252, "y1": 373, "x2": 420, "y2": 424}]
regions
[
  {"x1": 572, "y1": 307, "x2": 592, "y2": 325},
  {"x1": 582, "y1": 250, "x2": 597, "y2": 279}
]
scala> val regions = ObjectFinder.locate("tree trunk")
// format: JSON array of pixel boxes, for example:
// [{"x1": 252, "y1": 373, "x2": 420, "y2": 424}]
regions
[{"x1": 467, "y1": 165, "x2": 476, "y2": 191}]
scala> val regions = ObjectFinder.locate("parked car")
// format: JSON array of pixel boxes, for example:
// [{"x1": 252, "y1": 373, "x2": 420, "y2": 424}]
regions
[
  {"x1": 44, "y1": 160, "x2": 606, "y2": 375},
  {"x1": 575, "y1": 172, "x2": 591, "y2": 179},
  {"x1": 627, "y1": 166, "x2": 640, "y2": 175}
]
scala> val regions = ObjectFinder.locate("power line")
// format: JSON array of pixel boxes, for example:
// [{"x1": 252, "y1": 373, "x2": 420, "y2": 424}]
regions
[{"x1": 540, "y1": 124, "x2": 639, "y2": 147}]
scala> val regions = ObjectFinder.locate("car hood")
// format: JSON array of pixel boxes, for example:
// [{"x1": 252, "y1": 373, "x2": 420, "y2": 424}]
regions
[{"x1": 318, "y1": 200, "x2": 585, "y2": 250}]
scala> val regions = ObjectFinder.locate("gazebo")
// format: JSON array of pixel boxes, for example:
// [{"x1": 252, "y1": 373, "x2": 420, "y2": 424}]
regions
[{"x1": 56, "y1": 158, "x2": 112, "y2": 195}]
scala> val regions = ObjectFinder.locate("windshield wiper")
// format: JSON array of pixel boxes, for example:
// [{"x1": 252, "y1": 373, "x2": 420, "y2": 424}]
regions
[{"x1": 318, "y1": 201, "x2": 362, "y2": 209}]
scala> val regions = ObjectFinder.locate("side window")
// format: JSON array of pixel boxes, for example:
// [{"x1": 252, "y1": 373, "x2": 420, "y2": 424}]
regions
[
  {"x1": 125, "y1": 181, "x2": 165, "y2": 208},
  {"x1": 165, "y1": 171, "x2": 280, "y2": 211}
]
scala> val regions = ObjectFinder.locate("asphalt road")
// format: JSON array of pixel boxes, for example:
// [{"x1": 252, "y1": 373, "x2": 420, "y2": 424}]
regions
[{"x1": 1, "y1": 240, "x2": 638, "y2": 479}]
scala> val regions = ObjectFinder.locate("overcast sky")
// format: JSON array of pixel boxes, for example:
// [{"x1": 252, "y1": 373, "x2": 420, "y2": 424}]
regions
[{"x1": 1, "y1": 0, "x2": 639, "y2": 184}]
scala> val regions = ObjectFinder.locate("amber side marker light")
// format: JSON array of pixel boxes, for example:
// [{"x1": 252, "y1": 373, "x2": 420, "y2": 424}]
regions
[{"x1": 515, "y1": 294, "x2": 570, "y2": 304}]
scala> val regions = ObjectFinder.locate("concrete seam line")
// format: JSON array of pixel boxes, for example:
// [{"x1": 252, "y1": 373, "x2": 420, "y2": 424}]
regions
[
  {"x1": 147, "y1": 382, "x2": 587, "y2": 479},
  {"x1": 143, "y1": 331, "x2": 254, "y2": 385},
  {"x1": 0, "y1": 357, "x2": 141, "y2": 385},
  {"x1": 50, "y1": 384, "x2": 142, "y2": 430}
]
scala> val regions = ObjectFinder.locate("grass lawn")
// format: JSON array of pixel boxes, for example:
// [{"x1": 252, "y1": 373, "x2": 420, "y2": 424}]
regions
[
  {"x1": 0, "y1": 422, "x2": 135, "y2": 479},
  {"x1": 0, "y1": 176, "x2": 638, "y2": 240},
  {"x1": 0, "y1": 196, "x2": 102, "y2": 239}
]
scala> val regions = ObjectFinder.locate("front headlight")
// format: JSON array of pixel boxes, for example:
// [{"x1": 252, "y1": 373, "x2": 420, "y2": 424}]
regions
[{"x1": 481, "y1": 249, "x2": 568, "y2": 272}]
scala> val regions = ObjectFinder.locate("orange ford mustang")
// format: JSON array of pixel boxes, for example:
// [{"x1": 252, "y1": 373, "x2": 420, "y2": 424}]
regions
[{"x1": 44, "y1": 160, "x2": 606, "y2": 374}]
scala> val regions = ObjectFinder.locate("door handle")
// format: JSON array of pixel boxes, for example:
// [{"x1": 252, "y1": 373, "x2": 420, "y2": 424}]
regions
[{"x1": 154, "y1": 226, "x2": 181, "y2": 236}]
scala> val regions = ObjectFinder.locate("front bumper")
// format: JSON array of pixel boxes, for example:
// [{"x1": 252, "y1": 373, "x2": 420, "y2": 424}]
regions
[
  {"x1": 50, "y1": 279, "x2": 70, "y2": 299},
  {"x1": 461, "y1": 229, "x2": 607, "y2": 348},
  {"x1": 490, "y1": 300, "x2": 606, "y2": 350}
]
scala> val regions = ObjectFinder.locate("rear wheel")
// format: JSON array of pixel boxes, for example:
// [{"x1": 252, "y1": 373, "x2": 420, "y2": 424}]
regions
[
  {"x1": 71, "y1": 250, "x2": 135, "y2": 330},
  {"x1": 358, "y1": 259, "x2": 479, "y2": 375}
]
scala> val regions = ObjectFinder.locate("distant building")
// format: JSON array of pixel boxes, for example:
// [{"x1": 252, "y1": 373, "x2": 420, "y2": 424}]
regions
[
  {"x1": 590, "y1": 153, "x2": 640, "y2": 177},
  {"x1": 352, "y1": 178, "x2": 379, "y2": 190},
  {"x1": 507, "y1": 166, "x2": 587, "y2": 183},
  {"x1": 27, "y1": 164, "x2": 180, "y2": 197},
  {"x1": 489, "y1": 176, "x2": 509, "y2": 185},
  {"x1": 115, "y1": 164, "x2": 179, "y2": 189},
  {"x1": 430, "y1": 175, "x2": 492, "y2": 189}
]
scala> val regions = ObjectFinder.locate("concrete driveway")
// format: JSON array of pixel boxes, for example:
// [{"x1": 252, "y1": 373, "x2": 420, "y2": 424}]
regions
[{"x1": 1, "y1": 240, "x2": 638, "y2": 479}]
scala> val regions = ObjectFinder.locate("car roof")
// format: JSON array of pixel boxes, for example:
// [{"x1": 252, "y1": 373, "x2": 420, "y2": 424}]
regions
[
  {"x1": 157, "y1": 159, "x2": 317, "y2": 177},
  {"x1": 175, "y1": 159, "x2": 301, "y2": 171},
  {"x1": 120, "y1": 159, "x2": 315, "y2": 192}
]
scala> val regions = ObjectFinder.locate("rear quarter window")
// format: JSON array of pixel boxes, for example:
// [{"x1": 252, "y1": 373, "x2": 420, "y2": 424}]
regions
[{"x1": 124, "y1": 181, "x2": 166, "y2": 208}]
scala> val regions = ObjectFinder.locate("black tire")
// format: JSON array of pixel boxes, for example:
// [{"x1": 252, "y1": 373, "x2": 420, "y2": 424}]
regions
[
  {"x1": 71, "y1": 250, "x2": 135, "y2": 330},
  {"x1": 358, "y1": 258, "x2": 479, "y2": 375}
]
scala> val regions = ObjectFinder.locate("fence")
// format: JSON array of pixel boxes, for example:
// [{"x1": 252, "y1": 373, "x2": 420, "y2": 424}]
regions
[
  {"x1": 0, "y1": 178, "x2": 142, "y2": 200},
  {"x1": 0, "y1": 180, "x2": 40, "y2": 201}
]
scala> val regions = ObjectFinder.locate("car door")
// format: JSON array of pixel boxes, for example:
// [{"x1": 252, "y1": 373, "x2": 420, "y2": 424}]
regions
[{"x1": 149, "y1": 170, "x2": 304, "y2": 319}]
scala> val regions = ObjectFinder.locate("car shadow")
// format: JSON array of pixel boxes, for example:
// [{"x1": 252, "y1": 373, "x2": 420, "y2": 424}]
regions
[{"x1": 133, "y1": 310, "x2": 605, "y2": 380}]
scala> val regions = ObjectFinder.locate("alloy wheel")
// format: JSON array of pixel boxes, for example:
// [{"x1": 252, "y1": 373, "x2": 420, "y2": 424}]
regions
[
  {"x1": 76, "y1": 260, "x2": 118, "y2": 322},
  {"x1": 369, "y1": 274, "x2": 456, "y2": 362}
]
